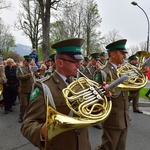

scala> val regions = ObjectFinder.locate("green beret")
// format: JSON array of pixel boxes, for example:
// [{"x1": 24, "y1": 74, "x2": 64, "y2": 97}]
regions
[
  {"x1": 90, "y1": 53, "x2": 100, "y2": 60},
  {"x1": 100, "y1": 52, "x2": 106, "y2": 56},
  {"x1": 84, "y1": 57, "x2": 90, "y2": 62},
  {"x1": 106, "y1": 39, "x2": 128, "y2": 53},
  {"x1": 49, "y1": 53, "x2": 55, "y2": 61},
  {"x1": 24, "y1": 55, "x2": 33, "y2": 61},
  {"x1": 128, "y1": 55, "x2": 137, "y2": 61},
  {"x1": 51, "y1": 38, "x2": 84, "y2": 60}
]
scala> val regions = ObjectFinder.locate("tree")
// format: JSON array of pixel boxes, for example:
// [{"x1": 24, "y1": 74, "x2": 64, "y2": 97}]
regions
[
  {"x1": 101, "y1": 29, "x2": 123, "y2": 51},
  {"x1": 0, "y1": 18, "x2": 15, "y2": 53},
  {"x1": 15, "y1": 0, "x2": 42, "y2": 51},
  {"x1": 36, "y1": 0, "x2": 61, "y2": 60},
  {"x1": 3, "y1": 51, "x2": 23, "y2": 62},
  {"x1": 50, "y1": 0, "x2": 103, "y2": 56},
  {"x1": 0, "y1": 0, "x2": 11, "y2": 10}
]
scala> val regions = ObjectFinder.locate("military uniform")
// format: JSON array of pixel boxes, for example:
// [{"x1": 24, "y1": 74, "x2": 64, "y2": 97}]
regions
[
  {"x1": 128, "y1": 55, "x2": 142, "y2": 113},
  {"x1": 78, "y1": 57, "x2": 89, "y2": 78},
  {"x1": 21, "y1": 38, "x2": 91, "y2": 150},
  {"x1": 84, "y1": 53, "x2": 100, "y2": 80},
  {"x1": 17, "y1": 55, "x2": 35, "y2": 122},
  {"x1": 0, "y1": 65, "x2": 7, "y2": 101},
  {"x1": 99, "y1": 52, "x2": 107, "y2": 66},
  {"x1": 44, "y1": 53, "x2": 56, "y2": 77},
  {"x1": 95, "y1": 39, "x2": 130, "y2": 150},
  {"x1": 21, "y1": 71, "x2": 91, "y2": 150}
]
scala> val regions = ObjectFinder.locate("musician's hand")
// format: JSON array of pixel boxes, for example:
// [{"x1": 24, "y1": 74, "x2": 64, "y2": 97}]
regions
[
  {"x1": 102, "y1": 82, "x2": 112, "y2": 97},
  {"x1": 41, "y1": 123, "x2": 46, "y2": 140},
  {"x1": 142, "y1": 66, "x2": 148, "y2": 76}
]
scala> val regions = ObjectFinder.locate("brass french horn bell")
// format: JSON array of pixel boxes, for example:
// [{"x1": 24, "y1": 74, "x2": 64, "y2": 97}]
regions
[
  {"x1": 114, "y1": 50, "x2": 150, "y2": 91},
  {"x1": 44, "y1": 77, "x2": 112, "y2": 149}
]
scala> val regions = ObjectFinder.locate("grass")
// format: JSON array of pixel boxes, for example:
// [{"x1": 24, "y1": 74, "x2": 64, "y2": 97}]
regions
[{"x1": 139, "y1": 88, "x2": 149, "y2": 98}]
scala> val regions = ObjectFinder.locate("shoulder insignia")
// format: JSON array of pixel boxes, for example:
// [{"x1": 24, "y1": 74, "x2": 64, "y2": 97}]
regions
[
  {"x1": 39, "y1": 76, "x2": 51, "y2": 83},
  {"x1": 93, "y1": 72, "x2": 102, "y2": 83},
  {"x1": 30, "y1": 87, "x2": 40, "y2": 101},
  {"x1": 84, "y1": 68, "x2": 89, "y2": 74}
]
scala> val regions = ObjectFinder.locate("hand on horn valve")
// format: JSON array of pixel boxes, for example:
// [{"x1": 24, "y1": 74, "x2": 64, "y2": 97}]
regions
[
  {"x1": 102, "y1": 81, "x2": 112, "y2": 99},
  {"x1": 141, "y1": 66, "x2": 148, "y2": 76}
]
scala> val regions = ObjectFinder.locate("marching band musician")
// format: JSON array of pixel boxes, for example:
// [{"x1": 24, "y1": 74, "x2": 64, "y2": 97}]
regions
[
  {"x1": 44, "y1": 53, "x2": 56, "y2": 77},
  {"x1": 0, "y1": 57, "x2": 7, "y2": 107},
  {"x1": 21, "y1": 38, "x2": 91, "y2": 150},
  {"x1": 128, "y1": 55, "x2": 143, "y2": 113},
  {"x1": 84, "y1": 53, "x2": 101, "y2": 79},
  {"x1": 95, "y1": 39, "x2": 130, "y2": 150},
  {"x1": 16, "y1": 55, "x2": 35, "y2": 123}
]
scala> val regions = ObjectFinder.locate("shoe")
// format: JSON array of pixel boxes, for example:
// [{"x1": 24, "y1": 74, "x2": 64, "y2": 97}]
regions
[
  {"x1": 4, "y1": 111, "x2": 8, "y2": 114},
  {"x1": 8, "y1": 109, "x2": 13, "y2": 112},
  {"x1": 18, "y1": 118, "x2": 23, "y2": 123},
  {"x1": 133, "y1": 110, "x2": 143, "y2": 113},
  {"x1": 93, "y1": 124, "x2": 102, "y2": 129}
]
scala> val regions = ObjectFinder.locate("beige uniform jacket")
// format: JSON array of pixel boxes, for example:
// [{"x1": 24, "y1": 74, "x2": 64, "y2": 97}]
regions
[
  {"x1": 84, "y1": 64, "x2": 96, "y2": 79},
  {"x1": 17, "y1": 65, "x2": 35, "y2": 93},
  {"x1": 0, "y1": 66, "x2": 7, "y2": 100},
  {"x1": 102, "y1": 62, "x2": 130, "y2": 129},
  {"x1": 21, "y1": 71, "x2": 91, "y2": 150}
]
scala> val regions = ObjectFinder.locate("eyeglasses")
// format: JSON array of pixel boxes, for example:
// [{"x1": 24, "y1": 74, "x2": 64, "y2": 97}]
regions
[{"x1": 59, "y1": 58, "x2": 80, "y2": 64}]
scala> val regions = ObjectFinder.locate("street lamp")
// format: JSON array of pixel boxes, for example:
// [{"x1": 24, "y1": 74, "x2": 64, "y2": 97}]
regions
[{"x1": 131, "y1": 1, "x2": 150, "y2": 52}]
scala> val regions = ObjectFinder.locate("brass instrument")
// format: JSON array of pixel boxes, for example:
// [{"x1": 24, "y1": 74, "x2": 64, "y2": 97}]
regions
[
  {"x1": 113, "y1": 51, "x2": 150, "y2": 91},
  {"x1": 0, "y1": 84, "x2": 3, "y2": 95},
  {"x1": 35, "y1": 69, "x2": 45, "y2": 77},
  {"x1": 45, "y1": 77, "x2": 112, "y2": 147}
]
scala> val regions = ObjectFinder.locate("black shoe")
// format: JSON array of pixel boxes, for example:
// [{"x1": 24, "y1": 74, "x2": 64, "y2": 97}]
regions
[
  {"x1": 8, "y1": 109, "x2": 13, "y2": 112},
  {"x1": 18, "y1": 118, "x2": 23, "y2": 123},
  {"x1": 93, "y1": 124, "x2": 102, "y2": 129},
  {"x1": 4, "y1": 111, "x2": 8, "y2": 114},
  {"x1": 133, "y1": 110, "x2": 143, "y2": 113}
]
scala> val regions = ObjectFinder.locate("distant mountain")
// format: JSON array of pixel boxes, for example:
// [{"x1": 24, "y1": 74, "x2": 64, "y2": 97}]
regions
[{"x1": 12, "y1": 44, "x2": 32, "y2": 56}]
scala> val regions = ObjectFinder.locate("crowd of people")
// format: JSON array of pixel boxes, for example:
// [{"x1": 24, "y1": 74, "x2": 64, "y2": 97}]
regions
[
  {"x1": 0, "y1": 38, "x2": 149, "y2": 150},
  {"x1": 0, "y1": 50, "x2": 56, "y2": 122}
]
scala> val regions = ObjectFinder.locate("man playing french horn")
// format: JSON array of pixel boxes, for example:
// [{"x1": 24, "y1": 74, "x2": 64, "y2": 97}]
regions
[
  {"x1": 94, "y1": 39, "x2": 148, "y2": 150},
  {"x1": 21, "y1": 38, "x2": 113, "y2": 150}
]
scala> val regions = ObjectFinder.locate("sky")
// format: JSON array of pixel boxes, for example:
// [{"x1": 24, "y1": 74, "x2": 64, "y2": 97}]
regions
[{"x1": 1, "y1": 0, "x2": 150, "y2": 48}]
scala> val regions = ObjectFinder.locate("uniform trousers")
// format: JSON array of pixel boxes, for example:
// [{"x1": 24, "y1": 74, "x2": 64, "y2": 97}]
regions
[
  {"x1": 19, "y1": 93, "x2": 30, "y2": 119},
  {"x1": 97, "y1": 127, "x2": 128, "y2": 150},
  {"x1": 128, "y1": 90, "x2": 140, "y2": 111}
]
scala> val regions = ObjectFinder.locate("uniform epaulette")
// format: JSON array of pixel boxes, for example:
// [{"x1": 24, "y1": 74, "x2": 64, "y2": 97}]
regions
[{"x1": 38, "y1": 75, "x2": 51, "y2": 83}]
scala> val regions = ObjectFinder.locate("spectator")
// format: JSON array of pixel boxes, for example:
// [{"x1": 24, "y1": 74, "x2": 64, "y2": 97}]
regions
[
  {"x1": 29, "y1": 49, "x2": 40, "y2": 68},
  {"x1": 3, "y1": 58, "x2": 19, "y2": 114}
]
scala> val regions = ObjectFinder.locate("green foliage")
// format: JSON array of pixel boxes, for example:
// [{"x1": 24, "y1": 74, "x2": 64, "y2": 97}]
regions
[{"x1": 139, "y1": 88, "x2": 149, "y2": 98}]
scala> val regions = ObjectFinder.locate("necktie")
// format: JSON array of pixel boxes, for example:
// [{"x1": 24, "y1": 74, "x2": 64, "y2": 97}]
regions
[{"x1": 66, "y1": 78, "x2": 71, "y2": 84}]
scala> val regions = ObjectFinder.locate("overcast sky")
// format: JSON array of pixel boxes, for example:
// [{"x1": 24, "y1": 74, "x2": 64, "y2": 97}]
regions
[{"x1": 1, "y1": 0, "x2": 150, "y2": 48}]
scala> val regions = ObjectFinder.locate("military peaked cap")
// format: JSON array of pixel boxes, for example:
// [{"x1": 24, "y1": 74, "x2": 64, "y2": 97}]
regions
[
  {"x1": 90, "y1": 53, "x2": 100, "y2": 60},
  {"x1": 49, "y1": 53, "x2": 56, "y2": 61},
  {"x1": 128, "y1": 55, "x2": 138, "y2": 61},
  {"x1": 51, "y1": 38, "x2": 84, "y2": 60},
  {"x1": 106, "y1": 39, "x2": 128, "y2": 53},
  {"x1": 24, "y1": 55, "x2": 33, "y2": 61}
]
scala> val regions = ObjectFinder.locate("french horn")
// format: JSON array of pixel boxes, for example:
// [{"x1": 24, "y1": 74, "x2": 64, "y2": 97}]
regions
[
  {"x1": 112, "y1": 51, "x2": 150, "y2": 91},
  {"x1": 45, "y1": 77, "x2": 112, "y2": 148}
]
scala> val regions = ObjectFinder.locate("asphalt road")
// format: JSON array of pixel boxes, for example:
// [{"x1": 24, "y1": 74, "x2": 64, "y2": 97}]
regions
[{"x1": 0, "y1": 102, "x2": 150, "y2": 150}]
